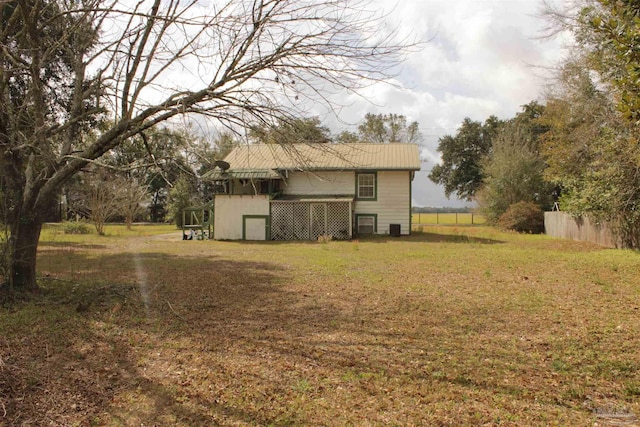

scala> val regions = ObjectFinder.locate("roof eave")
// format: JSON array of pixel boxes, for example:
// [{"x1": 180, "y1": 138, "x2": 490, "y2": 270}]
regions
[{"x1": 277, "y1": 167, "x2": 421, "y2": 172}]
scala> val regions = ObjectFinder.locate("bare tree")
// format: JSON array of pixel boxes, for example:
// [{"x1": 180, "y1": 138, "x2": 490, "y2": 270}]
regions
[
  {"x1": 119, "y1": 177, "x2": 149, "y2": 231},
  {"x1": 77, "y1": 170, "x2": 148, "y2": 234},
  {"x1": 84, "y1": 170, "x2": 123, "y2": 236},
  {"x1": 0, "y1": 0, "x2": 415, "y2": 290},
  {"x1": 84, "y1": 169, "x2": 148, "y2": 235}
]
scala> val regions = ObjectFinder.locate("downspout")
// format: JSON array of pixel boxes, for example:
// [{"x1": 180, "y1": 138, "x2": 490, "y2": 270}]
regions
[{"x1": 349, "y1": 200, "x2": 353, "y2": 238}]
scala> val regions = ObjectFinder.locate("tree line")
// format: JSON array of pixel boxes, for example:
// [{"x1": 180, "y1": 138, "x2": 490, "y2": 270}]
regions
[{"x1": 429, "y1": 0, "x2": 640, "y2": 245}]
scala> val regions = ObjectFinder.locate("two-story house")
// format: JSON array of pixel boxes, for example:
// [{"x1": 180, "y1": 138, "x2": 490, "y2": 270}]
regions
[{"x1": 201, "y1": 143, "x2": 421, "y2": 240}]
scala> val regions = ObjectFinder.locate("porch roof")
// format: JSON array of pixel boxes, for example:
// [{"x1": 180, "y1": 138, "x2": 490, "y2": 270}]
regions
[
  {"x1": 272, "y1": 194, "x2": 355, "y2": 203},
  {"x1": 202, "y1": 169, "x2": 283, "y2": 180}
]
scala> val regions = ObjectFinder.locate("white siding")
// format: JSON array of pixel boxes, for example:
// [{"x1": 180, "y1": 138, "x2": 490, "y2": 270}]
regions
[
  {"x1": 214, "y1": 195, "x2": 270, "y2": 240},
  {"x1": 244, "y1": 217, "x2": 268, "y2": 240},
  {"x1": 354, "y1": 171, "x2": 411, "y2": 235},
  {"x1": 283, "y1": 171, "x2": 355, "y2": 196}
]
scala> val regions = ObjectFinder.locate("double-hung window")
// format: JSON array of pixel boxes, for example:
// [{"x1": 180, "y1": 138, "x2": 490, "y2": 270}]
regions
[
  {"x1": 356, "y1": 172, "x2": 376, "y2": 200},
  {"x1": 356, "y1": 215, "x2": 376, "y2": 234}
]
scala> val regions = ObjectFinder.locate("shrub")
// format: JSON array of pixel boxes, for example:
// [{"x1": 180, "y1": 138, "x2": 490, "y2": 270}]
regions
[
  {"x1": 61, "y1": 221, "x2": 92, "y2": 235},
  {"x1": 498, "y1": 201, "x2": 545, "y2": 234}
]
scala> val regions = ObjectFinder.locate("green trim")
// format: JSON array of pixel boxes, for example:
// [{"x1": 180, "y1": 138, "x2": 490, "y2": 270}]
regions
[
  {"x1": 269, "y1": 202, "x2": 272, "y2": 239},
  {"x1": 182, "y1": 203, "x2": 215, "y2": 239},
  {"x1": 355, "y1": 171, "x2": 377, "y2": 201},
  {"x1": 409, "y1": 172, "x2": 412, "y2": 235},
  {"x1": 355, "y1": 213, "x2": 378, "y2": 235},
  {"x1": 242, "y1": 215, "x2": 271, "y2": 240}
]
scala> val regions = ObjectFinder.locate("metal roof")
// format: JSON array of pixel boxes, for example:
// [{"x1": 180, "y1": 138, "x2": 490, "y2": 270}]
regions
[
  {"x1": 202, "y1": 169, "x2": 283, "y2": 180},
  {"x1": 219, "y1": 143, "x2": 421, "y2": 172}
]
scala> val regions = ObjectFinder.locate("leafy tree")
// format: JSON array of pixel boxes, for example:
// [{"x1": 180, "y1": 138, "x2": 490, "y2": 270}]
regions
[
  {"x1": 539, "y1": 60, "x2": 640, "y2": 246},
  {"x1": 109, "y1": 127, "x2": 194, "y2": 223},
  {"x1": 1, "y1": 0, "x2": 104, "y2": 288},
  {"x1": 249, "y1": 117, "x2": 331, "y2": 144},
  {"x1": 335, "y1": 130, "x2": 359, "y2": 144},
  {"x1": 476, "y1": 102, "x2": 554, "y2": 223},
  {"x1": 211, "y1": 132, "x2": 240, "y2": 161},
  {"x1": 509, "y1": 101, "x2": 549, "y2": 146},
  {"x1": 477, "y1": 126, "x2": 554, "y2": 224},
  {"x1": 429, "y1": 116, "x2": 502, "y2": 200},
  {"x1": 167, "y1": 176, "x2": 201, "y2": 228},
  {"x1": 539, "y1": 62, "x2": 617, "y2": 187},
  {"x1": 541, "y1": 0, "x2": 640, "y2": 246},
  {"x1": 578, "y1": 0, "x2": 640, "y2": 124},
  {"x1": 357, "y1": 113, "x2": 421, "y2": 144},
  {"x1": 191, "y1": 132, "x2": 242, "y2": 204},
  {"x1": 0, "y1": 0, "x2": 412, "y2": 290}
]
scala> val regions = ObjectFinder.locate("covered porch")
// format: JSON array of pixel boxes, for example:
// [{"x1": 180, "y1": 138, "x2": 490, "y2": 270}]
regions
[{"x1": 270, "y1": 196, "x2": 353, "y2": 241}]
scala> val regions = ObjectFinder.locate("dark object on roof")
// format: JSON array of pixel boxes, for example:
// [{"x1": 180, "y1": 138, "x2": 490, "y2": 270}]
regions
[{"x1": 215, "y1": 160, "x2": 230, "y2": 171}]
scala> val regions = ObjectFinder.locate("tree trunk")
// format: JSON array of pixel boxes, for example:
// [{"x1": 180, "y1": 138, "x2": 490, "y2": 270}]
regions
[{"x1": 8, "y1": 216, "x2": 43, "y2": 291}]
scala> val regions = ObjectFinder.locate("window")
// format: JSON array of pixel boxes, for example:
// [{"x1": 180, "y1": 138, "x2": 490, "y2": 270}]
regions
[
  {"x1": 356, "y1": 172, "x2": 376, "y2": 200},
  {"x1": 211, "y1": 182, "x2": 228, "y2": 194},
  {"x1": 356, "y1": 214, "x2": 377, "y2": 235}
]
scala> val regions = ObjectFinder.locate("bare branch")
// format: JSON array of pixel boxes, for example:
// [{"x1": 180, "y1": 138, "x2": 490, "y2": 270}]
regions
[{"x1": 0, "y1": 0, "x2": 419, "y2": 289}]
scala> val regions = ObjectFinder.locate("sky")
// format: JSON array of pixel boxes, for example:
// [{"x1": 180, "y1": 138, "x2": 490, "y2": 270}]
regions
[
  {"x1": 102, "y1": 0, "x2": 569, "y2": 208},
  {"x1": 319, "y1": 0, "x2": 569, "y2": 207}
]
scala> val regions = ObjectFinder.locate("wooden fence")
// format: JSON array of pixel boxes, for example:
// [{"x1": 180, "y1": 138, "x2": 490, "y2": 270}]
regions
[{"x1": 544, "y1": 211, "x2": 620, "y2": 248}]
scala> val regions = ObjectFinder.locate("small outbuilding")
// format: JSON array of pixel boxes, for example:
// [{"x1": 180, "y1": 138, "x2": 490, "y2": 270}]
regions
[{"x1": 201, "y1": 143, "x2": 421, "y2": 241}]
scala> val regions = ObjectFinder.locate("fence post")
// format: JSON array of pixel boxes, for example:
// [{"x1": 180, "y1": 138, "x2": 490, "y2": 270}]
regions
[
  {"x1": 455, "y1": 212, "x2": 458, "y2": 224},
  {"x1": 436, "y1": 212, "x2": 439, "y2": 224}
]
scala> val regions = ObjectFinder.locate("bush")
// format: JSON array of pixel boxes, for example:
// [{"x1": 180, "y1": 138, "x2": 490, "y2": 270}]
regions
[
  {"x1": 61, "y1": 221, "x2": 92, "y2": 235},
  {"x1": 498, "y1": 202, "x2": 545, "y2": 234}
]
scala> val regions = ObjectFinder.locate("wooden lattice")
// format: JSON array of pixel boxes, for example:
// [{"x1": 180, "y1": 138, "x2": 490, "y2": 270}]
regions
[
  {"x1": 326, "y1": 202, "x2": 351, "y2": 240},
  {"x1": 271, "y1": 201, "x2": 350, "y2": 240},
  {"x1": 293, "y1": 203, "x2": 310, "y2": 240},
  {"x1": 310, "y1": 203, "x2": 326, "y2": 240}
]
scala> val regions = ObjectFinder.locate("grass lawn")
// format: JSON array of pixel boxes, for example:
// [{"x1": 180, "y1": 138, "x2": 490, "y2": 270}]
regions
[{"x1": 1, "y1": 225, "x2": 639, "y2": 426}]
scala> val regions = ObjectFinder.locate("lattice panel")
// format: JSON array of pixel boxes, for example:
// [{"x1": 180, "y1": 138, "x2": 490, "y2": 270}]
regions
[
  {"x1": 270, "y1": 201, "x2": 350, "y2": 240},
  {"x1": 326, "y1": 202, "x2": 351, "y2": 240},
  {"x1": 310, "y1": 203, "x2": 327, "y2": 240},
  {"x1": 271, "y1": 202, "x2": 295, "y2": 240},
  {"x1": 293, "y1": 203, "x2": 310, "y2": 240}
]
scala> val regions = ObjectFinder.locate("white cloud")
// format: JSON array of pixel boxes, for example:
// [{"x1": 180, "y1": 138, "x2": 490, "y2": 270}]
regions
[{"x1": 320, "y1": 0, "x2": 569, "y2": 207}]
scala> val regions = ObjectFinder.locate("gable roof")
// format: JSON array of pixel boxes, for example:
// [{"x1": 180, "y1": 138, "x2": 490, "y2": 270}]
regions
[{"x1": 218, "y1": 143, "x2": 421, "y2": 172}]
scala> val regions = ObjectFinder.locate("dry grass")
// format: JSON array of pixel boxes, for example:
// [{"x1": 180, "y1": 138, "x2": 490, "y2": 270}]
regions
[{"x1": 1, "y1": 225, "x2": 639, "y2": 426}]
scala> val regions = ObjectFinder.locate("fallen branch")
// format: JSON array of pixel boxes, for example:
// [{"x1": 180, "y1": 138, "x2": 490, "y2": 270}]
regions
[{"x1": 166, "y1": 300, "x2": 186, "y2": 321}]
